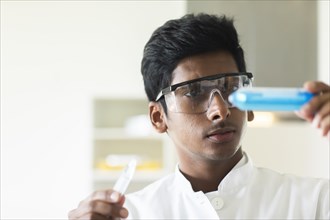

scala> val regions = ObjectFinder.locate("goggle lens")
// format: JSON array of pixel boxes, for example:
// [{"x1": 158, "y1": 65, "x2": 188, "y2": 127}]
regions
[{"x1": 164, "y1": 75, "x2": 251, "y2": 114}]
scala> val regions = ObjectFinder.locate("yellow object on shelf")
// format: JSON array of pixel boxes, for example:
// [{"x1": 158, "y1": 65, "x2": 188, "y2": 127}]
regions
[
  {"x1": 96, "y1": 161, "x2": 124, "y2": 171},
  {"x1": 136, "y1": 160, "x2": 162, "y2": 171},
  {"x1": 96, "y1": 160, "x2": 162, "y2": 171}
]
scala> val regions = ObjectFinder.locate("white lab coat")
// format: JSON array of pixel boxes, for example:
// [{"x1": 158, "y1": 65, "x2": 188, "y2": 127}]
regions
[{"x1": 125, "y1": 153, "x2": 329, "y2": 219}]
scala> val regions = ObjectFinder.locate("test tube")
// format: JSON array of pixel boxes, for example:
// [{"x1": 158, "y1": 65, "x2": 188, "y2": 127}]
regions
[
  {"x1": 228, "y1": 87, "x2": 314, "y2": 111},
  {"x1": 113, "y1": 159, "x2": 137, "y2": 195}
]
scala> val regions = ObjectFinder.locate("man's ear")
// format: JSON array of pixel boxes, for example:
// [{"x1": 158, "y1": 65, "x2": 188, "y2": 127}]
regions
[
  {"x1": 149, "y1": 101, "x2": 167, "y2": 133},
  {"x1": 247, "y1": 110, "x2": 254, "y2": 122}
]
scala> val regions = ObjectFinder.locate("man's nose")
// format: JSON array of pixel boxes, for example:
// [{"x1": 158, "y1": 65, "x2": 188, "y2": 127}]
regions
[{"x1": 206, "y1": 90, "x2": 231, "y2": 121}]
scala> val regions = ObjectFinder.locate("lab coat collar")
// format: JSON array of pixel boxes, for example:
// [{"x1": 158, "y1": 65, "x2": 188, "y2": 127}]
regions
[{"x1": 174, "y1": 152, "x2": 254, "y2": 195}]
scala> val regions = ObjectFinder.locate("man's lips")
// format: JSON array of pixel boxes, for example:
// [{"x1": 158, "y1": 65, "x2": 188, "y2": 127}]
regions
[{"x1": 206, "y1": 127, "x2": 236, "y2": 143}]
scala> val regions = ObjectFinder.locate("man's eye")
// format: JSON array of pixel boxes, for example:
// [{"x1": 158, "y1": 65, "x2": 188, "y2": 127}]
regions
[
  {"x1": 185, "y1": 88, "x2": 201, "y2": 97},
  {"x1": 221, "y1": 84, "x2": 239, "y2": 95},
  {"x1": 185, "y1": 90, "x2": 199, "y2": 97}
]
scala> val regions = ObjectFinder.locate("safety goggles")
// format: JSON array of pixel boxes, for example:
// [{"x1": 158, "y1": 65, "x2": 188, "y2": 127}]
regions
[{"x1": 155, "y1": 72, "x2": 253, "y2": 114}]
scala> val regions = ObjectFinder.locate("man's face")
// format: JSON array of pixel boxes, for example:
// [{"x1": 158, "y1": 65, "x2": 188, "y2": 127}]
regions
[{"x1": 160, "y1": 51, "x2": 254, "y2": 164}]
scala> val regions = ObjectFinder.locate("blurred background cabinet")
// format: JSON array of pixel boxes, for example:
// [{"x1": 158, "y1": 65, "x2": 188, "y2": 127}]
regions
[{"x1": 93, "y1": 98, "x2": 176, "y2": 192}]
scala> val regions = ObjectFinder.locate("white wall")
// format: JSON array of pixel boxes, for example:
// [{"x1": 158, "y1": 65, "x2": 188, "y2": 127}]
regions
[
  {"x1": 318, "y1": 0, "x2": 330, "y2": 83},
  {"x1": 244, "y1": 121, "x2": 329, "y2": 179},
  {"x1": 1, "y1": 1, "x2": 185, "y2": 219}
]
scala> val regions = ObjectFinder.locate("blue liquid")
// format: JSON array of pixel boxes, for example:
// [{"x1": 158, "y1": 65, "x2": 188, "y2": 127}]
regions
[{"x1": 228, "y1": 87, "x2": 314, "y2": 111}]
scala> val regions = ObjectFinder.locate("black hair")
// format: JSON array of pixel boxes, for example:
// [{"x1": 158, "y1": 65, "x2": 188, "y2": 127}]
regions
[{"x1": 141, "y1": 13, "x2": 246, "y2": 113}]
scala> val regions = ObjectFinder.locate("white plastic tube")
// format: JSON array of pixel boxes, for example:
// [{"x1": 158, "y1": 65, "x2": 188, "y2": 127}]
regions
[{"x1": 113, "y1": 159, "x2": 137, "y2": 194}]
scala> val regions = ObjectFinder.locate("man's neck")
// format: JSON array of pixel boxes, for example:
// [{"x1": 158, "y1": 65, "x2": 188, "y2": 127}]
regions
[{"x1": 179, "y1": 149, "x2": 243, "y2": 193}]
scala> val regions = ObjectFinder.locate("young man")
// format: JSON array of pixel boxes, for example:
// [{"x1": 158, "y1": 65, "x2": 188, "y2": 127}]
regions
[{"x1": 69, "y1": 14, "x2": 330, "y2": 219}]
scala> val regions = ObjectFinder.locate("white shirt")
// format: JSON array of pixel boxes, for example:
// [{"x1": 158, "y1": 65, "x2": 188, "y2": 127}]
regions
[{"x1": 125, "y1": 153, "x2": 329, "y2": 219}]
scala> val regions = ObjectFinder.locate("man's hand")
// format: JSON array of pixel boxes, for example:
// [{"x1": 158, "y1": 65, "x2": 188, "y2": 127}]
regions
[
  {"x1": 295, "y1": 81, "x2": 330, "y2": 139},
  {"x1": 68, "y1": 190, "x2": 129, "y2": 220}
]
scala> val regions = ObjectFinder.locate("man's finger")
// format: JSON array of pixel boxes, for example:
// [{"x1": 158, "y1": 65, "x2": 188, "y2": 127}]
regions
[
  {"x1": 88, "y1": 190, "x2": 121, "y2": 203},
  {"x1": 303, "y1": 81, "x2": 330, "y2": 93}
]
